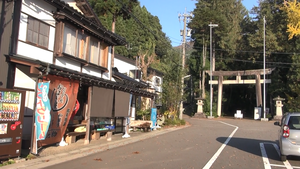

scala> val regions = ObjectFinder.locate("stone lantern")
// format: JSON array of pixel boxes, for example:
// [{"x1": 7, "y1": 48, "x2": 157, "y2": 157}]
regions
[
  {"x1": 194, "y1": 97, "x2": 206, "y2": 118},
  {"x1": 273, "y1": 96, "x2": 285, "y2": 120}
]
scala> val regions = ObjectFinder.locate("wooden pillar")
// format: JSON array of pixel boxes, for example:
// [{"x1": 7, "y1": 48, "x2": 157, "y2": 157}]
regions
[
  {"x1": 84, "y1": 86, "x2": 92, "y2": 145},
  {"x1": 255, "y1": 74, "x2": 262, "y2": 107},
  {"x1": 30, "y1": 78, "x2": 41, "y2": 155},
  {"x1": 217, "y1": 76, "x2": 223, "y2": 117}
]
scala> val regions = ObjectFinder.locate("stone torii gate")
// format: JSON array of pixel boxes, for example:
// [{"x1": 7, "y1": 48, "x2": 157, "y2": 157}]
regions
[{"x1": 206, "y1": 68, "x2": 275, "y2": 117}]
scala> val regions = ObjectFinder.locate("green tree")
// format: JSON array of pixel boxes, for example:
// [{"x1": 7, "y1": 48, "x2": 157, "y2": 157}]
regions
[
  {"x1": 88, "y1": 0, "x2": 187, "y2": 115},
  {"x1": 286, "y1": 54, "x2": 300, "y2": 112},
  {"x1": 88, "y1": 0, "x2": 138, "y2": 31},
  {"x1": 156, "y1": 49, "x2": 182, "y2": 117}
]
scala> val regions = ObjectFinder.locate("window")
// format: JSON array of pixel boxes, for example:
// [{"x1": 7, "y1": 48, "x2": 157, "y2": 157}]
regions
[
  {"x1": 288, "y1": 116, "x2": 300, "y2": 129},
  {"x1": 100, "y1": 43, "x2": 108, "y2": 68},
  {"x1": 62, "y1": 24, "x2": 109, "y2": 68},
  {"x1": 76, "y1": 30, "x2": 87, "y2": 60},
  {"x1": 26, "y1": 16, "x2": 50, "y2": 48},
  {"x1": 89, "y1": 37, "x2": 100, "y2": 65},
  {"x1": 155, "y1": 77, "x2": 161, "y2": 86},
  {"x1": 63, "y1": 25, "x2": 76, "y2": 56},
  {"x1": 63, "y1": 25, "x2": 87, "y2": 60}
]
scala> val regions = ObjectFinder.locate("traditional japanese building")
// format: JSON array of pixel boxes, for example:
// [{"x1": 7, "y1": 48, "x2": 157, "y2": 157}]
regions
[{"x1": 0, "y1": 0, "x2": 155, "y2": 155}]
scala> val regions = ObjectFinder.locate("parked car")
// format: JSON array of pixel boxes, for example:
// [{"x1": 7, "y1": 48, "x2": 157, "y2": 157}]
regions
[{"x1": 274, "y1": 112, "x2": 300, "y2": 161}]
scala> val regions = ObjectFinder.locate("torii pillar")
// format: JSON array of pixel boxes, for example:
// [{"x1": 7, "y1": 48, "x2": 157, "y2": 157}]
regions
[
  {"x1": 217, "y1": 76, "x2": 223, "y2": 116},
  {"x1": 255, "y1": 74, "x2": 262, "y2": 107}
]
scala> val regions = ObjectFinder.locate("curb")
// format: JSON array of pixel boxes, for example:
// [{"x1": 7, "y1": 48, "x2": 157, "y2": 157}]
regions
[{"x1": 1, "y1": 125, "x2": 190, "y2": 169}]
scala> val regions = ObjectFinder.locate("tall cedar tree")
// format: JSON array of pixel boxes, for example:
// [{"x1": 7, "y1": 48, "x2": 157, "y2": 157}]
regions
[{"x1": 187, "y1": 0, "x2": 246, "y2": 116}]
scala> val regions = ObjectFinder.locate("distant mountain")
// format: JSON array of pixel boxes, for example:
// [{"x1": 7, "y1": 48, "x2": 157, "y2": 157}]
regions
[{"x1": 173, "y1": 41, "x2": 195, "y2": 57}]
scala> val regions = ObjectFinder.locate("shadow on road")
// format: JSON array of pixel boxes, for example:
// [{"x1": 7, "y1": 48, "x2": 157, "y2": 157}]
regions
[{"x1": 216, "y1": 137, "x2": 279, "y2": 161}]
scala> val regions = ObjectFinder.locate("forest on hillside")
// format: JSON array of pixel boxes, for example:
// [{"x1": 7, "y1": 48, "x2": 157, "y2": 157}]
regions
[{"x1": 87, "y1": 0, "x2": 300, "y2": 118}]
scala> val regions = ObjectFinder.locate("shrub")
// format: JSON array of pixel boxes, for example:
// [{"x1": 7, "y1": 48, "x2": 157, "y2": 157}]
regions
[
  {"x1": 0, "y1": 159, "x2": 15, "y2": 166},
  {"x1": 136, "y1": 109, "x2": 151, "y2": 120},
  {"x1": 164, "y1": 118, "x2": 185, "y2": 126}
]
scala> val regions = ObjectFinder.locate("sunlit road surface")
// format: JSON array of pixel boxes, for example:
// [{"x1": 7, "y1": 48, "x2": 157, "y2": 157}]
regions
[{"x1": 40, "y1": 117, "x2": 300, "y2": 169}]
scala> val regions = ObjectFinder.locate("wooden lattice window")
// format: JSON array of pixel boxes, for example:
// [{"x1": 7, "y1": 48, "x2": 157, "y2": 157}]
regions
[{"x1": 26, "y1": 16, "x2": 50, "y2": 48}]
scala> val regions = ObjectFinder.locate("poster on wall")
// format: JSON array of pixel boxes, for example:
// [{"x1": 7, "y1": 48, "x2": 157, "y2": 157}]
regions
[
  {"x1": 38, "y1": 75, "x2": 79, "y2": 147},
  {"x1": 35, "y1": 82, "x2": 51, "y2": 140},
  {"x1": 0, "y1": 123, "x2": 8, "y2": 134}
]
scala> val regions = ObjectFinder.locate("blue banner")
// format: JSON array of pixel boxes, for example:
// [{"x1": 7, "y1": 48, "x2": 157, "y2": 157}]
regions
[
  {"x1": 35, "y1": 82, "x2": 51, "y2": 141},
  {"x1": 151, "y1": 108, "x2": 157, "y2": 127}
]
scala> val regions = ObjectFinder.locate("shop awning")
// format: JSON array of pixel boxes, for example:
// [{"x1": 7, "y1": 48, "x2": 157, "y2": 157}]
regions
[
  {"x1": 6, "y1": 55, "x2": 156, "y2": 98},
  {"x1": 114, "y1": 90, "x2": 131, "y2": 117},
  {"x1": 112, "y1": 67, "x2": 148, "y2": 89},
  {"x1": 91, "y1": 87, "x2": 114, "y2": 117}
]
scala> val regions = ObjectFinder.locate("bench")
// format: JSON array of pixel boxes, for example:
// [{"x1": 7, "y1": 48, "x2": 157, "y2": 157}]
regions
[
  {"x1": 91, "y1": 129, "x2": 115, "y2": 141},
  {"x1": 65, "y1": 123, "x2": 115, "y2": 144},
  {"x1": 131, "y1": 122, "x2": 152, "y2": 132},
  {"x1": 65, "y1": 124, "x2": 87, "y2": 144},
  {"x1": 65, "y1": 132, "x2": 86, "y2": 144}
]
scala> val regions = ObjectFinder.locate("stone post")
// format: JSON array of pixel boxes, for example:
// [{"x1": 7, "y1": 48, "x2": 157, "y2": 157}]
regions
[
  {"x1": 273, "y1": 96, "x2": 285, "y2": 120},
  {"x1": 194, "y1": 98, "x2": 206, "y2": 118}
]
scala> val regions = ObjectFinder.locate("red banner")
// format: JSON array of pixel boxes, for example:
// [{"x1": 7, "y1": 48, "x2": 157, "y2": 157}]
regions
[{"x1": 38, "y1": 75, "x2": 79, "y2": 147}]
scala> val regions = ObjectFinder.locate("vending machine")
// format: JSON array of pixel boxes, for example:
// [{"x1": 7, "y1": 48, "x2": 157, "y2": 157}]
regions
[{"x1": 0, "y1": 88, "x2": 25, "y2": 160}]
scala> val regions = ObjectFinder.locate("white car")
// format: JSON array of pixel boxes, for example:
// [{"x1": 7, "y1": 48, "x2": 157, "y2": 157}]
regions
[{"x1": 274, "y1": 112, "x2": 300, "y2": 161}]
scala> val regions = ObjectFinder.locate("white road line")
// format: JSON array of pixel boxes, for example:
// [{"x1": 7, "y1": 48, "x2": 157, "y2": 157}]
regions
[
  {"x1": 260, "y1": 143, "x2": 272, "y2": 169},
  {"x1": 261, "y1": 142, "x2": 293, "y2": 169},
  {"x1": 269, "y1": 143, "x2": 293, "y2": 169},
  {"x1": 270, "y1": 164, "x2": 300, "y2": 169},
  {"x1": 203, "y1": 122, "x2": 238, "y2": 169},
  {"x1": 270, "y1": 164, "x2": 288, "y2": 168}
]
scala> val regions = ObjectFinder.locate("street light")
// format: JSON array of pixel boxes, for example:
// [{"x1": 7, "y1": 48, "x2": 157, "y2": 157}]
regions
[{"x1": 208, "y1": 23, "x2": 218, "y2": 118}]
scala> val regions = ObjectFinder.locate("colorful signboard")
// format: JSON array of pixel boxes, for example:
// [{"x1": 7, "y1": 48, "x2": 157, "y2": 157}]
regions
[
  {"x1": 35, "y1": 82, "x2": 51, "y2": 141},
  {"x1": 38, "y1": 75, "x2": 79, "y2": 147},
  {"x1": 0, "y1": 91, "x2": 22, "y2": 121},
  {"x1": 151, "y1": 108, "x2": 157, "y2": 127}
]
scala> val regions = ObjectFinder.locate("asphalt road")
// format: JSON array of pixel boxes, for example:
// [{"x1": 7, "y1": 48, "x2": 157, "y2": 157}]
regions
[{"x1": 43, "y1": 117, "x2": 300, "y2": 169}]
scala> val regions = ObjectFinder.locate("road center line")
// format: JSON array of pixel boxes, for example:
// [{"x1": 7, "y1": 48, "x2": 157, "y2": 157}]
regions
[{"x1": 203, "y1": 121, "x2": 238, "y2": 169}]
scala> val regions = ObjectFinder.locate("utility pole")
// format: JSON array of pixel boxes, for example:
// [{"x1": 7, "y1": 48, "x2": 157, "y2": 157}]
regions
[
  {"x1": 208, "y1": 23, "x2": 218, "y2": 119},
  {"x1": 261, "y1": 16, "x2": 268, "y2": 122},
  {"x1": 178, "y1": 9, "x2": 192, "y2": 120}
]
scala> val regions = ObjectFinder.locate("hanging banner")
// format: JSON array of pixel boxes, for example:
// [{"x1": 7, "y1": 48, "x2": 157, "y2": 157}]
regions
[
  {"x1": 38, "y1": 75, "x2": 79, "y2": 147},
  {"x1": 35, "y1": 82, "x2": 51, "y2": 140},
  {"x1": 151, "y1": 108, "x2": 157, "y2": 127}
]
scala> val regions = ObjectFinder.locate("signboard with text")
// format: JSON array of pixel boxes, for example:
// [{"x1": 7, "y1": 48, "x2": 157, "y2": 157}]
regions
[{"x1": 38, "y1": 75, "x2": 79, "y2": 147}]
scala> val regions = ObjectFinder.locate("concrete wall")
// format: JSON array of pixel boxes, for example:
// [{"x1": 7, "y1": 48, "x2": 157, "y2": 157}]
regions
[{"x1": 114, "y1": 57, "x2": 136, "y2": 75}]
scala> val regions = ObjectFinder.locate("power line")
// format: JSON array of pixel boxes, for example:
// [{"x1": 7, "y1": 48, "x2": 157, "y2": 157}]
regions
[
  {"x1": 191, "y1": 45, "x2": 300, "y2": 55},
  {"x1": 116, "y1": 0, "x2": 300, "y2": 68},
  {"x1": 213, "y1": 58, "x2": 300, "y2": 69}
]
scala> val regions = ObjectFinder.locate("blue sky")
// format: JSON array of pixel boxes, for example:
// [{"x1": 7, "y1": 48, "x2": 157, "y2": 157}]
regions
[{"x1": 139, "y1": 0, "x2": 258, "y2": 46}]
